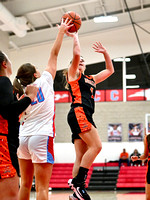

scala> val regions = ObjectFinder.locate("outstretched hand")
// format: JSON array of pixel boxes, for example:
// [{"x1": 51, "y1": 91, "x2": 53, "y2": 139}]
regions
[
  {"x1": 57, "y1": 18, "x2": 74, "y2": 33},
  {"x1": 93, "y1": 42, "x2": 107, "y2": 54}
]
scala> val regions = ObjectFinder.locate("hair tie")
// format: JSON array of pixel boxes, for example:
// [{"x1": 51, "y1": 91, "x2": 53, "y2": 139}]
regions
[{"x1": 16, "y1": 76, "x2": 21, "y2": 84}]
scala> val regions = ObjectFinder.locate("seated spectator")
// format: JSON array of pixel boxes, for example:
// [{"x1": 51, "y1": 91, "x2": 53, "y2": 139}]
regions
[
  {"x1": 119, "y1": 148, "x2": 130, "y2": 167},
  {"x1": 130, "y1": 149, "x2": 142, "y2": 166}
]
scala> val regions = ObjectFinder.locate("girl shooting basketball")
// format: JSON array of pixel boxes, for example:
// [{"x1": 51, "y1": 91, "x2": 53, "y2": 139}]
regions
[{"x1": 64, "y1": 31, "x2": 114, "y2": 200}]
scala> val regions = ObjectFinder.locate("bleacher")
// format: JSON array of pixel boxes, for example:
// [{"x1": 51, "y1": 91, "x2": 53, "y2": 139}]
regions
[
  {"x1": 49, "y1": 162, "x2": 119, "y2": 189},
  {"x1": 32, "y1": 162, "x2": 147, "y2": 190},
  {"x1": 88, "y1": 166, "x2": 119, "y2": 190},
  {"x1": 117, "y1": 166, "x2": 146, "y2": 189},
  {"x1": 49, "y1": 163, "x2": 93, "y2": 189}
]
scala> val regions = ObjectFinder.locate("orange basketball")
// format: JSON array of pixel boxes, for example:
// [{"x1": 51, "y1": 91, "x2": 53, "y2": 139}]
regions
[{"x1": 62, "y1": 11, "x2": 81, "y2": 33}]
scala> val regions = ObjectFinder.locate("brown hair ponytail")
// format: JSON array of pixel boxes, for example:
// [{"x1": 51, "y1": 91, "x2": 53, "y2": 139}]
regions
[
  {"x1": 13, "y1": 77, "x2": 24, "y2": 97},
  {"x1": 13, "y1": 63, "x2": 36, "y2": 97}
]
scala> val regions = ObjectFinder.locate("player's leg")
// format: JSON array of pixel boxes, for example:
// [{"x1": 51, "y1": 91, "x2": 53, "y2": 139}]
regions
[
  {"x1": 72, "y1": 139, "x2": 88, "y2": 177},
  {"x1": 69, "y1": 139, "x2": 87, "y2": 200},
  {"x1": 0, "y1": 173, "x2": 19, "y2": 200},
  {"x1": 145, "y1": 182, "x2": 150, "y2": 200},
  {"x1": 79, "y1": 125, "x2": 102, "y2": 169},
  {"x1": 19, "y1": 159, "x2": 34, "y2": 200},
  {"x1": 34, "y1": 163, "x2": 53, "y2": 200},
  {"x1": 68, "y1": 126, "x2": 102, "y2": 200},
  {"x1": 29, "y1": 135, "x2": 54, "y2": 200},
  {"x1": 18, "y1": 136, "x2": 34, "y2": 200}
]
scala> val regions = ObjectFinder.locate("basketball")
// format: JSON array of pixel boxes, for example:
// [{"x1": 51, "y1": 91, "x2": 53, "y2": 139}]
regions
[{"x1": 62, "y1": 11, "x2": 81, "y2": 33}]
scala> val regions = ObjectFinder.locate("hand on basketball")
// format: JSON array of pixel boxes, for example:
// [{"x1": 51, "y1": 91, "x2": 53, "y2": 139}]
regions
[
  {"x1": 57, "y1": 18, "x2": 73, "y2": 33},
  {"x1": 93, "y1": 42, "x2": 107, "y2": 54},
  {"x1": 65, "y1": 31, "x2": 78, "y2": 38},
  {"x1": 62, "y1": 11, "x2": 81, "y2": 33}
]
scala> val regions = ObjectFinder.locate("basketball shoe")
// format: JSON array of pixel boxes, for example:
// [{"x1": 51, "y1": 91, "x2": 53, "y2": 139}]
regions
[
  {"x1": 68, "y1": 178, "x2": 91, "y2": 200},
  {"x1": 69, "y1": 193, "x2": 80, "y2": 200}
]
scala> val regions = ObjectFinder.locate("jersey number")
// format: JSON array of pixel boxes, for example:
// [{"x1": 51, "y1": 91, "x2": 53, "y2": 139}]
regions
[{"x1": 31, "y1": 87, "x2": 45, "y2": 105}]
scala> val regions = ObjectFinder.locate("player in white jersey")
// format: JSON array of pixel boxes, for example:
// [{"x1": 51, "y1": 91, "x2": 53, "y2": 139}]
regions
[
  {"x1": 13, "y1": 18, "x2": 73, "y2": 200},
  {"x1": 19, "y1": 71, "x2": 55, "y2": 138}
]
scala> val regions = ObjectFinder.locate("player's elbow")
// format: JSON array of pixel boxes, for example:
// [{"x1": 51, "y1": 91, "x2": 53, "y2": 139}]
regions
[
  {"x1": 110, "y1": 67, "x2": 115, "y2": 75},
  {"x1": 108, "y1": 68, "x2": 114, "y2": 77}
]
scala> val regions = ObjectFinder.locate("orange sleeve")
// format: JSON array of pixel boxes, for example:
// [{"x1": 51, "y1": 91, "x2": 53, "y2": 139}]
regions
[
  {"x1": 126, "y1": 152, "x2": 129, "y2": 158},
  {"x1": 120, "y1": 153, "x2": 123, "y2": 158}
]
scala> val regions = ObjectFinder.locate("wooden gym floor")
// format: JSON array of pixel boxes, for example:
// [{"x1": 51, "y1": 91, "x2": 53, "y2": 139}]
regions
[{"x1": 30, "y1": 190, "x2": 145, "y2": 200}]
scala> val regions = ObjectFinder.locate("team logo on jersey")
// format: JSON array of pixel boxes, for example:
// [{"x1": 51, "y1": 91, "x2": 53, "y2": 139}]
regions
[{"x1": 84, "y1": 78, "x2": 96, "y2": 87}]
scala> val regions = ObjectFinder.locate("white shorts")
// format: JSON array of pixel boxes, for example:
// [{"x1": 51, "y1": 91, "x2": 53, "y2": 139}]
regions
[{"x1": 17, "y1": 135, "x2": 54, "y2": 164}]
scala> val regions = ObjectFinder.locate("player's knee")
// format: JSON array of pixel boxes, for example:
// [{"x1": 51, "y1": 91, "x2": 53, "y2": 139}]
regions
[
  {"x1": 21, "y1": 180, "x2": 33, "y2": 190},
  {"x1": 95, "y1": 143, "x2": 102, "y2": 155},
  {"x1": 98, "y1": 143, "x2": 102, "y2": 153}
]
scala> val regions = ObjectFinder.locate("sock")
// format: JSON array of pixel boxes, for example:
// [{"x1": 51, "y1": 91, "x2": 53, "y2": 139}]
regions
[{"x1": 75, "y1": 167, "x2": 89, "y2": 183}]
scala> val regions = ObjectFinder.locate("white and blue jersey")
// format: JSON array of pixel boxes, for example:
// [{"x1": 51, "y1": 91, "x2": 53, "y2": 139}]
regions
[{"x1": 19, "y1": 71, "x2": 55, "y2": 138}]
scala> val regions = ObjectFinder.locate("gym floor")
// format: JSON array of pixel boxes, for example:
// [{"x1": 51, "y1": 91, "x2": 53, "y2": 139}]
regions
[{"x1": 30, "y1": 189, "x2": 145, "y2": 200}]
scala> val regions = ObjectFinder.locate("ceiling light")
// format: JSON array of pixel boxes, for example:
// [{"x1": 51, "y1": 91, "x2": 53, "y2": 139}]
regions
[
  {"x1": 125, "y1": 74, "x2": 136, "y2": 79},
  {"x1": 93, "y1": 16, "x2": 118, "y2": 23},
  {"x1": 113, "y1": 58, "x2": 131, "y2": 62}
]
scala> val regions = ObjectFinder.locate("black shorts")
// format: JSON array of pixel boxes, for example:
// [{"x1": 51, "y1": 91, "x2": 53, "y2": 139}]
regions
[{"x1": 67, "y1": 106, "x2": 96, "y2": 143}]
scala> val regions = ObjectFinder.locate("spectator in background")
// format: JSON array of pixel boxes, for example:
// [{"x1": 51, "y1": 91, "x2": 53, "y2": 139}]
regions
[
  {"x1": 119, "y1": 148, "x2": 130, "y2": 167},
  {"x1": 130, "y1": 149, "x2": 142, "y2": 166}
]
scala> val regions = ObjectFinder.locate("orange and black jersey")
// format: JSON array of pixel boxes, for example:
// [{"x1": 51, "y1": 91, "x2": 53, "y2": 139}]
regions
[
  {"x1": 0, "y1": 76, "x2": 31, "y2": 135},
  {"x1": 0, "y1": 76, "x2": 31, "y2": 176},
  {"x1": 68, "y1": 73, "x2": 96, "y2": 114}
]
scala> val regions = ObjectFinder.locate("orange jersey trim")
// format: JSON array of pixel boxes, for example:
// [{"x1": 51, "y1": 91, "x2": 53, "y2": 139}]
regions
[
  {"x1": 74, "y1": 107, "x2": 92, "y2": 133},
  {"x1": 68, "y1": 72, "x2": 82, "y2": 104}
]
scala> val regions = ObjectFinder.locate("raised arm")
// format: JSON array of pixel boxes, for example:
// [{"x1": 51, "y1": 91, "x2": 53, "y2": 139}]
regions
[
  {"x1": 66, "y1": 31, "x2": 80, "y2": 80},
  {"x1": 45, "y1": 18, "x2": 73, "y2": 79},
  {"x1": 92, "y1": 42, "x2": 114, "y2": 85}
]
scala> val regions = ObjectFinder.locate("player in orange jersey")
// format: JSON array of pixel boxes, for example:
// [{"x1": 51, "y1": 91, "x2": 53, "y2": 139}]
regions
[
  {"x1": 0, "y1": 51, "x2": 38, "y2": 200},
  {"x1": 64, "y1": 32, "x2": 114, "y2": 200}
]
